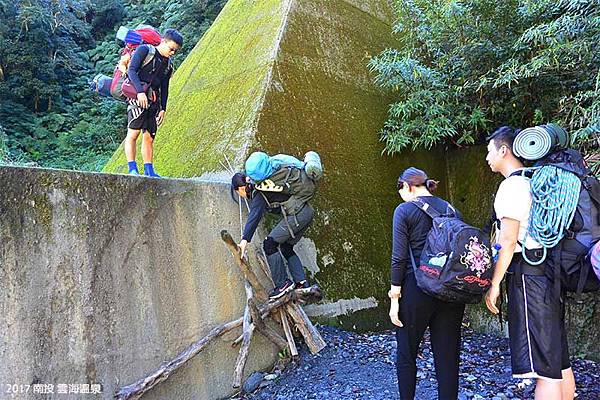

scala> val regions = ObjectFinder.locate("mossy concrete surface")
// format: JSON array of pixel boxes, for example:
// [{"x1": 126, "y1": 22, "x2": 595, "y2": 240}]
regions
[
  {"x1": 0, "y1": 166, "x2": 278, "y2": 400},
  {"x1": 103, "y1": 0, "x2": 295, "y2": 175},
  {"x1": 103, "y1": 0, "x2": 446, "y2": 331},
  {"x1": 252, "y1": 0, "x2": 450, "y2": 330}
]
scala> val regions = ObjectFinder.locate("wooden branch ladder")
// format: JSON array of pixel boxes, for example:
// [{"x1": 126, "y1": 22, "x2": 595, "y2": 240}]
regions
[{"x1": 114, "y1": 230, "x2": 326, "y2": 399}]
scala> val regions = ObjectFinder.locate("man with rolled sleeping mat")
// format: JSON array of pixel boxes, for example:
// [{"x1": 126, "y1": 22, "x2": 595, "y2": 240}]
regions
[{"x1": 485, "y1": 126, "x2": 576, "y2": 400}]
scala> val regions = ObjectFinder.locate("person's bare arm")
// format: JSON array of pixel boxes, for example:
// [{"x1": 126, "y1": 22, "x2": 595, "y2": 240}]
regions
[
  {"x1": 389, "y1": 285, "x2": 402, "y2": 327},
  {"x1": 485, "y1": 217, "x2": 519, "y2": 314}
]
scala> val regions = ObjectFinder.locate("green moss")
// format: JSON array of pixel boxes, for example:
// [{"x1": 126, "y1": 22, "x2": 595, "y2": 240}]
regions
[
  {"x1": 565, "y1": 295, "x2": 599, "y2": 359},
  {"x1": 445, "y1": 145, "x2": 503, "y2": 227},
  {"x1": 31, "y1": 194, "x2": 54, "y2": 235},
  {"x1": 103, "y1": 0, "x2": 293, "y2": 175},
  {"x1": 252, "y1": 0, "x2": 448, "y2": 305}
]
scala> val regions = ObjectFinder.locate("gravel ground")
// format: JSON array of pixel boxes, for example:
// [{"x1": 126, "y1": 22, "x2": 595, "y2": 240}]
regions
[{"x1": 238, "y1": 325, "x2": 599, "y2": 400}]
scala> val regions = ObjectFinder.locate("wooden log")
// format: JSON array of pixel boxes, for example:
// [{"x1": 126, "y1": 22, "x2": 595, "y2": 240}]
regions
[
  {"x1": 232, "y1": 282, "x2": 255, "y2": 389},
  {"x1": 285, "y1": 303, "x2": 326, "y2": 354},
  {"x1": 232, "y1": 308, "x2": 254, "y2": 389},
  {"x1": 116, "y1": 296, "x2": 290, "y2": 399},
  {"x1": 231, "y1": 286, "x2": 323, "y2": 346},
  {"x1": 221, "y1": 230, "x2": 268, "y2": 301},
  {"x1": 279, "y1": 309, "x2": 298, "y2": 357},
  {"x1": 248, "y1": 299, "x2": 288, "y2": 350},
  {"x1": 253, "y1": 245, "x2": 274, "y2": 286},
  {"x1": 115, "y1": 318, "x2": 243, "y2": 400}
]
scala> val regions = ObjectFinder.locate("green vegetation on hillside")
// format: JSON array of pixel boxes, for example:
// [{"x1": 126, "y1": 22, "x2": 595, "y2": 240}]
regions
[{"x1": 0, "y1": 0, "x2": 224, "y2": 170}]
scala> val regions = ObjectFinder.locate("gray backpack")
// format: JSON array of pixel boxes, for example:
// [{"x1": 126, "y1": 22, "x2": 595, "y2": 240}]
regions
[{"x1": 255, "y1": 166, "x2": 316, "y2": 216}]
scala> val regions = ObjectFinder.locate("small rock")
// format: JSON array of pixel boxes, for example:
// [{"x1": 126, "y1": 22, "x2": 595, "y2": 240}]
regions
[
  {"x1": 466, "y1": 375, "x2": 477, "y2": 382},
  {"x1": 258, "y1": 380, "x2": 273, "y2": 389},
  {"x1": 264, "y1": 374, "x2": 278, "y2": 381},
  {"x1": 243, "y1": 372, "x2": 265, "y2": 393}
]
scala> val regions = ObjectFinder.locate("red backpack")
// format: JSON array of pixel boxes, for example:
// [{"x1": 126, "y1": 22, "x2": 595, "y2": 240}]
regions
[
  {"x1": 90, "y1": 26, "x2": 172, "y2": 101},
  {"x1": 109, "y1": 25, "x2": 162, "y2": 101}
]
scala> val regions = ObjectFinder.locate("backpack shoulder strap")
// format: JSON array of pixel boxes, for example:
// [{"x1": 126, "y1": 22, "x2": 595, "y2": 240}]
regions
[
  {"x1": 142, "y1": 45, "x2": 156, "y2": 68},
  {"x1": 510, "y1": 168, "x2": 535, "y2": 179},
  {"x1": 411, "y1": 198, "x2": 442, "y2": 219},
  {"x1": 166, "y1": 58, "x2": 174, "y2": 78}
]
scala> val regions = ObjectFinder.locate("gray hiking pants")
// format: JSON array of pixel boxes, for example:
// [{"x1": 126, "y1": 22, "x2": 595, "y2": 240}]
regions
[{"x1": 265, "y1": 204, "x2": 314, "y2": 287}]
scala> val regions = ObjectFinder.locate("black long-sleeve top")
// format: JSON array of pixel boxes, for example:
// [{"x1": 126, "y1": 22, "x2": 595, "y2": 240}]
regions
[
  {"x1": 390, "y1": 196, "x2": 459, "y2": 286},
  {"x1": 127, "y1": 45, "x2": 171, "y2": 110},
  {"x1": 242, "y1": 190, "x2": 291, "y2": 242}
]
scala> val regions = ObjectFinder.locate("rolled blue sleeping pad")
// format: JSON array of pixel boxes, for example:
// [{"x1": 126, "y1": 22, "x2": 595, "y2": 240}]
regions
[
  {"x1": 513, "y1": 124, "x2": 569, "y2": 160},
  {"x1": 116, "y1": 26, "x2": 130, "y2": 43},
  {"x1": 271, "y1": 154, "x2": 303, "y2": 170},
  {"x1": 246, "y1": 151, "x2": 323, "y2": 182},
  {"x1": 116, "y1": 26, "x2": 142, "y2": 45},
  {"x1": 91, "y1": 74, "x2": 113, "y2": 98}
]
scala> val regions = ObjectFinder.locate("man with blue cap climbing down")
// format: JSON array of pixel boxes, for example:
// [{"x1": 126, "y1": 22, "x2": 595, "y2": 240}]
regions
[
  {"x1": 231, "y1": 151, "x2": 323, "y2": 300},
  {"x1": 484, "y1": 126, "x2": 576, "y2": 400}
]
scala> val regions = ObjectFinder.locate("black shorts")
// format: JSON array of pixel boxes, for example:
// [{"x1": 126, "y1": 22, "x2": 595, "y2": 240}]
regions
[
  {"x1": 127, "y1": 99, "x2": 160, "y2": 137},
  {"x1": 506, "y1": 254, "x2": 570, "y2": 381}
]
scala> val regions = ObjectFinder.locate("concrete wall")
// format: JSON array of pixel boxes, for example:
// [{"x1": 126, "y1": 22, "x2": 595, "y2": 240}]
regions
[{"x1": 0, "y1": 166, "x2": 278, "y2": 400}]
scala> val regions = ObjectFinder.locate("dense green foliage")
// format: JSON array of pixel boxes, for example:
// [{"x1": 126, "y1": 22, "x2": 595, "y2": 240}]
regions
[
  {"x1": 0, "y1": 0, "x2": 224, "y2": 170},
  {"x1": 370, "y1": 0, "x2": 600, "y2": 165}
]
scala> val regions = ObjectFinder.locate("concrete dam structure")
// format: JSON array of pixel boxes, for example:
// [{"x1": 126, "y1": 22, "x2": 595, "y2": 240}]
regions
[
  {"x1": 104, "y1": 0, "x2": 599, "y2": 361},
  {"x1": 104, "y1": 0, "x2": 445, "y2": 331}
]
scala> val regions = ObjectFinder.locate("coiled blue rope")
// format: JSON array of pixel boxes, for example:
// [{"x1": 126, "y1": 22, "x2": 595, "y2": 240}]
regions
[{"x1": 524, "y1": 165, "x2": 581, "y2": 264}]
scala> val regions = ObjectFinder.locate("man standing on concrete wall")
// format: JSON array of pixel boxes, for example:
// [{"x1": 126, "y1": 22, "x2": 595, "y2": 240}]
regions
[
  {"x1": 124, "y1": 29, "x2": 183, "y2": 177},
  {"x1": 484, "y1": 126, "x2": 576, "y2": 400}
]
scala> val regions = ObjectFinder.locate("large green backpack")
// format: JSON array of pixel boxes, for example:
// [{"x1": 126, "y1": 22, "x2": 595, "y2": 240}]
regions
[{"x1": 255, "y1": 166, "x2": 317, "y2": 215}]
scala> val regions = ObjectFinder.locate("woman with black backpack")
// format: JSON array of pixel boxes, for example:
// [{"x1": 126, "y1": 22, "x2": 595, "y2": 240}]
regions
[{"x1": 388, "y1": 167, "x2": 465, "y2": 400}]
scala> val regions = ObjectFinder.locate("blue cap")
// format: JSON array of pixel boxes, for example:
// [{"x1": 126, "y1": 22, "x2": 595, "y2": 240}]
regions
[{"x1": 245, "y1": 152, "x2": 273, "y2": 182}]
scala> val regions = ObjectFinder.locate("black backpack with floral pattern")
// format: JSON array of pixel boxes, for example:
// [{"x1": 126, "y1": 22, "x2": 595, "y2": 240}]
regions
[{"x1": 410, "y1": 199, "x2": 494, "y2": 303}]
